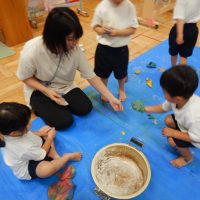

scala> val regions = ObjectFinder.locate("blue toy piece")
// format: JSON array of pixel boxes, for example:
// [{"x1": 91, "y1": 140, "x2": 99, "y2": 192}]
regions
[{"x1": 146, "y1": 61, "x2": 157, "y2": 68}]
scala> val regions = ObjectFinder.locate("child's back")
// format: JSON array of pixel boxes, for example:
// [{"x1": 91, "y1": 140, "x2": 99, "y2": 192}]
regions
[{"x1": 2, "y1": 131, "x2": 46, "y2": 179}]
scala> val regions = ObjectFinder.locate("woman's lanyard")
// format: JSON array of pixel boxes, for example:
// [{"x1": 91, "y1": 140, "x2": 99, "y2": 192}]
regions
[{"x1": 43, "y1": 54, "x2": 63, "y2": 86}]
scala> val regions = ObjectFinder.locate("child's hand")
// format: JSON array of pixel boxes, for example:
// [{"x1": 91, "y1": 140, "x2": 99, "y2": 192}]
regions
[
  {"x1": 106, "y1": 28, "x2": 119, "y2": 36},
  {"x1": 104, "y1": 27, "x2": 112, "y2": 35},
  {"x1": 47, "y1": 128, "x2": 56, "y2": 140},
  {"x1": 162, "y1": 127, "x2": 174, "y2": 137},
  {"x1": 176, "y1": 34, "x2": 184, "y2": 45},
  {"x1": 38, "y1": 125, "x2": 52, "y2": 136},
  {"x1": 96, "y1": 26, "x2": 111, "y2": 35}
]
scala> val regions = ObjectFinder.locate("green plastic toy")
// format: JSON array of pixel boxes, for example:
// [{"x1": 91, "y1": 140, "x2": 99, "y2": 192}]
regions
[{"x1": 132, "y1": 100, "x2": 145, "y2": 113}]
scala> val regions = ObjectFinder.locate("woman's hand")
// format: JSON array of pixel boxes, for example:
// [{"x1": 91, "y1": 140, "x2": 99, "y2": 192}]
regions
[
  {"x1": 109, "y1": 97, "x2": 123, "y2": 111},
  {"x1": 45, "y1": 89, "x2": 68, "y2": 106},
  {"x1": 45, "y1": 89, "x2": 61, "y2": 102},
  {"x1": 23, "y1": 77, "x2": 68, "y2": 106}
]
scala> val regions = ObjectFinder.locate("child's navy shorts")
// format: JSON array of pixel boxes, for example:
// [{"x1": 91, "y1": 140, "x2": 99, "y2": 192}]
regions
[
  {"x1": 171, "y1": 114, "x2": 194, "y2": 148},
  {"x1": 28, "y1": 156, "x2": 53, "y2": 179},
  {"x1": 28, "y1": 137, "x2": 53, "y2": 179},
  {"x1": 94, "y1": 43, "x2": 128, "y2": 79},
  {"x1": 169, "y1": 23, "x2": 198, "y2": 58}
]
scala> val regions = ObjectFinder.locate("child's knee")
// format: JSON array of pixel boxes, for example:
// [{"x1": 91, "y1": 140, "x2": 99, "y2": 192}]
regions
[
  {"x1": 36, "y1": 162, "x2": 57, "y2": 178},
  {"x1": 164, "y1": 115, "x2": 174, "y2": 127}
]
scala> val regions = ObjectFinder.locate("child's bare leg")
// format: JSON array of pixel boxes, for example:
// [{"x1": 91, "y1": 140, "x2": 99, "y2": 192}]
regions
[
  {"x1": 170, "y1": 147, "x2": 193, "y2": 168},
  {"x1": 118, "y1": 77, "x2": 126, "y2": 102},
  {"x1": 101, "y1": 78, "x2": 109, "y2": 102},
  {"x1": 48, "y1": 141, "x2": 60, "y2": 159},
  {"x1": 168, "y1": 137, "x2": 176, "y2": 147},
  {"x1": 180, "y1": 56, "x2": 187, "y2": 65},
  {"x1": 164, "y1": 115, "x2": 176, "y2": 128},
  {"x1": 171, "y1": 55, "x2": 178, "y2": 66},
  {"x1": 36, "y1": 152, "x2": 82, "y2": 178}
]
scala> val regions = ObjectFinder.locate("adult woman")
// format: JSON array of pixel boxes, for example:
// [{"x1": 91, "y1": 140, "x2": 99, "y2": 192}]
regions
[{"x1": 17, "y1": 7, "x2": 123, "y2": 130}]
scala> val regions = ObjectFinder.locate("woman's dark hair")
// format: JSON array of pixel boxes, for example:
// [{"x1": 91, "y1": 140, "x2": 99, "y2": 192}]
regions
[
  {"x1": 0, "y1": 102, "x2": 31, "y2": 147},
  {"x1": 160, "y1": 64, "x2": 199, "y2": 99},
  {"x1": 43, "y1": 7, "x2": 83, "y2": 55}
]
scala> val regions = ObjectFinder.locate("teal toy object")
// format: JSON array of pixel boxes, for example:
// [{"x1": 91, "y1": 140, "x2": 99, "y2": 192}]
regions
[{"x1": 146, "y1": 61, "x2": 157, "y2": 68}]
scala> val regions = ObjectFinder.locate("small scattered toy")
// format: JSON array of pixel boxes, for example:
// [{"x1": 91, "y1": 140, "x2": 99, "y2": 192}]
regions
[
  {"x1": 132, "y1": 100, "x2": 145, "y2": 113},
  {"x1": 148, "y1": 114, "x2": 158, "y2": 125},
  {"x1": 146, "y1": 61, "x2": 157, "y2": 68},
  {"x1": 135, "y1": 69, "x2": 141, "y2": 75},
  {"x1": 146, "y1": 78, "x2": 153, "y2": 88},
  {"x1": 121, "y1": 131, "x2": 126, "y2": 135}
]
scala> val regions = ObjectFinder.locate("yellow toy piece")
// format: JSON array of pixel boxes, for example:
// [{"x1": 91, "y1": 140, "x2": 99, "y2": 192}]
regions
[
  {"x1": 121, "y1": 131, "x2": 126, "y2": 135},
  {"x1": 146, "y1": 78, "x2": 152, "y2": 88},
  {"x1": 135, "y1": 69, "x2": 141, "y2": 75}
]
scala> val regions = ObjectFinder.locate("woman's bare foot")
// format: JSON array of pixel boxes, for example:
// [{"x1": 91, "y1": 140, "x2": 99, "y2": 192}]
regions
[
  {"x1": 63, "y1": 152, "x2": 82, "y2": 161},
  {"x1": 119, "y1": 90, "x2": 126, "y2": 102},
  {"x1": 101, "y1": 95, "x2": 109, "y2": 102},
  {"x1": 170, "y1": 156, "x2": 193, "y2": 168}
]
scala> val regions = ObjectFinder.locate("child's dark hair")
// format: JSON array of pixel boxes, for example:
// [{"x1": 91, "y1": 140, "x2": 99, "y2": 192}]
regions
[
  {"x1": 43, "y1": 7, "x2": 83, "y2": 55},
  {"x1": 160, "y1": 64, "x2": 199, "y2": 99},
  {"x1": 0, "y1": 102, "x2": 31, "y2": 147}
]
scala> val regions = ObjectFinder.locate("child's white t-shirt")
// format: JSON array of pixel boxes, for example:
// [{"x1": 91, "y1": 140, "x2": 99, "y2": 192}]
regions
[
  {"x1": 2, "y1": 131, "x2": 46, "y2": 180},
  {"x1": 91, "y1": 0, "x2": 138, "y2": 47},
  {"x1": 173, "y1": 0, "x2": 200, "y2": 23},
  {"x1": 162, "y1": 94, "x2": 200, "y2": 148}
]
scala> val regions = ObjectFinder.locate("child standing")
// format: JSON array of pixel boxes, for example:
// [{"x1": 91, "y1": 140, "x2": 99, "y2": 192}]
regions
[
  {"x1": 0, "y1": 102, "x2": 81, "y2": 180},
  {"x1": 169, "y1": 0, "x2": 200, "y2": 65},
  {"x1": 145, "y1": 65, "x2": 200, "y2": 168},
  {"x1": 91, "y1": 0, "x2": 138, "y2": 101}
]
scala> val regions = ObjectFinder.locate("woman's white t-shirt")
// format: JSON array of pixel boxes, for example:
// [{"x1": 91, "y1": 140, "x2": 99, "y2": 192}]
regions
[{"x1": 17, "y1": 36, "x2": 95, "y2": 104}]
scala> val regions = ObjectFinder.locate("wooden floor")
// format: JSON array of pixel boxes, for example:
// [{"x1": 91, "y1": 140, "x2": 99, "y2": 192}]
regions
[{"x1": 0, "y1": 0, "x2": 200, "y2": 107}]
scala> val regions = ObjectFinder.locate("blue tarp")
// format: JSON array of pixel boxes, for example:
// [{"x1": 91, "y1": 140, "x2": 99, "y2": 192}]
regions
[{"x1": 1, "y1": 40, "x2": 200, "y2": 200}]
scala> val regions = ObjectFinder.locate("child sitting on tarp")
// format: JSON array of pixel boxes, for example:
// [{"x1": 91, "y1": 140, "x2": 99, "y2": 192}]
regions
[
  {"x1": 0, "y1": 102, "x2": 81, "y2": 180},
  {"x1": 145, "y1": 65, "x2": 200, "y2": 168}
]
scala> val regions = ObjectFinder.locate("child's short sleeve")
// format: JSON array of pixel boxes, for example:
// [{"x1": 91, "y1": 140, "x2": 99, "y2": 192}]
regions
[
  {"x1": 21, "y1": 147, "x2": 46, "y2": 161},
  {"x1": 129, "y1": 4, "x2": 139, "y2": 28},
  {"x1": 173, "y1": 0, "x2": 186, "y2": 20},
  {"x1": 162, "y1": 101, "x2": 172, "y2": 111},
  {"x1": 91, "y1": 6, "x2": 102, "y2": 28}
]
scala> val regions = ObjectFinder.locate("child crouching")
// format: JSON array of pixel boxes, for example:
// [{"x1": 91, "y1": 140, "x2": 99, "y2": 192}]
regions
[{"x1": 145, "y1": 65, "x2": 200, "y2": 168}]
